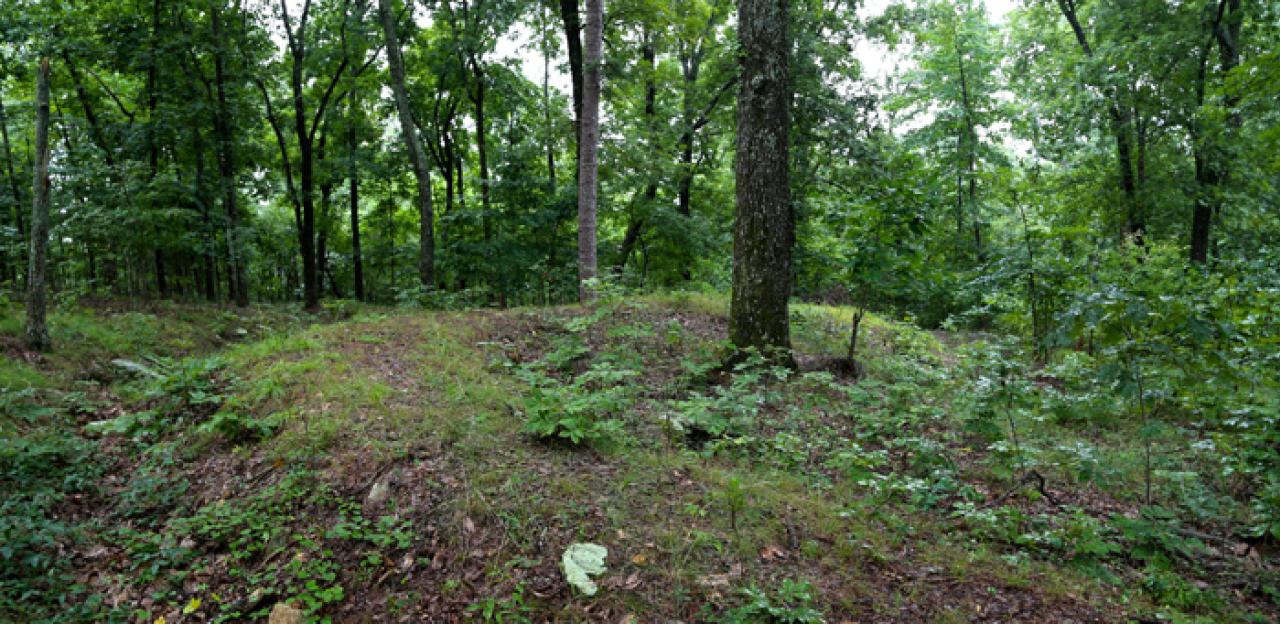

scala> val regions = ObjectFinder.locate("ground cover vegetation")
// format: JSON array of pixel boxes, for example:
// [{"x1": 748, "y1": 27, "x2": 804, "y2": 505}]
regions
[{"x1": 1, "y1": 0, "x2": 1278, "y2": 621}]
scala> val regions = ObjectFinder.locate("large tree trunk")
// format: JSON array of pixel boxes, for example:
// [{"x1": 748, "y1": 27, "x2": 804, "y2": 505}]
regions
[
  {"x1": 26, "y1": 58, "x2": 52, "y2": 351},
  {"x1": 378, "y1": 0, "x2": 435, "y2": 289},
  {"x1": 210, "y1": 1, "x2": 249, "y2": 306},
  {"x1": 576, "y1": 0, "x2": 602, "y2": 301},
  {"x1": 729, "y1": 0, "x2": 793, "y2": 361}
]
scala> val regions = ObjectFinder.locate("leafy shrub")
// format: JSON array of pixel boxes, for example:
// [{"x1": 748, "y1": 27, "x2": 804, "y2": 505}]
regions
[
  {"x1": 720, "y1": 579, "x2": 826, "y2": 623},
  {"x1": 662, "y1": 353, "x2": 787, "y2": 444},
  {"x1": 516, "y1": 361, "x2": 634, "y2": 446}
]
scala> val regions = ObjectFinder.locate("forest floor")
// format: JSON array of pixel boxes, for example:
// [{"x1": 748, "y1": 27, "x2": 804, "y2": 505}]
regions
[{"x1": 1, "y1": 295, "x2": 1275, "y2": 623}]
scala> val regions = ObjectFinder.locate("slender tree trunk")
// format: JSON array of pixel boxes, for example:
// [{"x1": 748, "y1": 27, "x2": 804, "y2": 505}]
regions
[
  {"x1": 148, "y1": 0, "x2": 168, "y2": 298},
  {"x1": 542, "y1": 6, "x2": 557, "y2": 190},
  {"x1": 559, "y1": 0, "x2": 585, "y2": 150},
  {"x1": 378, "y1": 0, "x2": 435, "y2": 288},
  {"x1": 317, "y1": 133, "x2": 335, "y2": 298},
  {"x1": 729, "y1": 0, "x2": 792, "y2": 361},
  {"x1": 471, "y1": 61, "x2": 491, "y2": 236},
  {"x1": 194, "y1": 130, "x2": 217, "y2": 301},
  {"x1": 577, "y1": 0, "x2": 603, "y2": 301},
  {"x1": 954, "y1": 40, "x2": 982, "y2": 262},
  {"x1": 348, "y1": 93, "x2": 365, "y2": 301},
  {"x1": 26, "y1": 58, "x2": 52, "y2": 351},
  {"x1": 211, "y1": 1, "x2": 249, "y2": 306},
  {"x1": 0, "y1": 95, "x2": 24, "y2": 283}
]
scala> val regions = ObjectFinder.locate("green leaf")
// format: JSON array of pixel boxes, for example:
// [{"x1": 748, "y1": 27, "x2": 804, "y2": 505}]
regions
[{"x1": 561, "y1": 543, "x2": 608, "y2": 597}]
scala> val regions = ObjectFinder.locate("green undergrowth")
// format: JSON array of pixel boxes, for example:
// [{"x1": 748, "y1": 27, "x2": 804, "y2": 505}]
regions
[{"x1": 2, "y1": 295, "x2": 1276, "y2": 622}]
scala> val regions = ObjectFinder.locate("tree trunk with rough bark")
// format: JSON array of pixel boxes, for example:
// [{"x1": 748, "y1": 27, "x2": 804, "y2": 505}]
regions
[
  {"x1": 729, "y1": 0, "x2": 793, "y2": 362},
  {"x1": 26, "y1": 58, "x2": 52, "y2": 351},
  {"x1": 577, "y1": 0, "x2": 603, "y2": 301}
]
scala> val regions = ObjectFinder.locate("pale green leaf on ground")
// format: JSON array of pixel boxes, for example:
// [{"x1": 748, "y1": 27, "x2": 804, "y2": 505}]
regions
[{"x1": 561, "y1": 543, "x2": 608, "y2": 597}]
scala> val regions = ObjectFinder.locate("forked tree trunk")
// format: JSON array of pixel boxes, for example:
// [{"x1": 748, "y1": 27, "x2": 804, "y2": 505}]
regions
[
  {"x1": 729, "y1": 0, "x2": 793, "y2": 362},
  {"x1": 378, "y1": 0, "x2": 435, "y2": 288},
  {"x1": 26, "y1": 58, "x2": 52, "y2": 351},
  {"x1": 577, "y1": 0, "x2": 603, "y2": 302}
]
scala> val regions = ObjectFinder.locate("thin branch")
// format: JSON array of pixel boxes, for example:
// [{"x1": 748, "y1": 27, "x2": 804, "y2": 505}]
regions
[
  {"x1": 255, "y1": 77, "x2": 302, "y2": 226},
  {"x1": 83, "y1": 67, "x2": 136, "y2": 122},
  {"x1": 691, "y1": 73, "x2": 739, "y2": 132}
]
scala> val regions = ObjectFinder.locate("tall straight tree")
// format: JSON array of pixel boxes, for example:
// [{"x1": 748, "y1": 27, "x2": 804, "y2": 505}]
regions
[
  {"x1": 210, "y1": 0, "x2": 250, "y2": 306},
  {"x1": 378, "y1": 0, "x2": 434, "y2": 288},
  {"x1": 729, "y1": 0, "x2": 792, "y2": 360},
  {"x1": 26, "y1": 58, "x2": 51, "y2": 351},
  {"x1": 577, "y1": 0, "x2": 602, "y2": 301},
  {"x1": 347, "y1": 90, "x2": 366, "y2": 300}
]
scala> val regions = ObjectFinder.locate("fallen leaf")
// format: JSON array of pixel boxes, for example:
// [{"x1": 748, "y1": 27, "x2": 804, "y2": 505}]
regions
[
  {"x1": 759, "y1": 544, "x2": 787, "y2": 561},
  {"x1": 562, "y1": 543, "x2": 609, "y2": 596},
  {"x1": 631, "y1": 552, "x2": 648, "y2": 565}
]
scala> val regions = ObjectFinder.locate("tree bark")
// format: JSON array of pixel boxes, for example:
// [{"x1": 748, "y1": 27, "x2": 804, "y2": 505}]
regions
[
  {"x1": 26, "y1": 58, "x2": 52, "y2": 351},
  {"x1": 729, "y1": 0, "x2": 793, "y2": 361},
  {"x1": 378, "y1": 0, "x2": 435, "y2": 289},
  {"x1": 576, "y1": 0, "x2": 602, "y2": 301}
]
